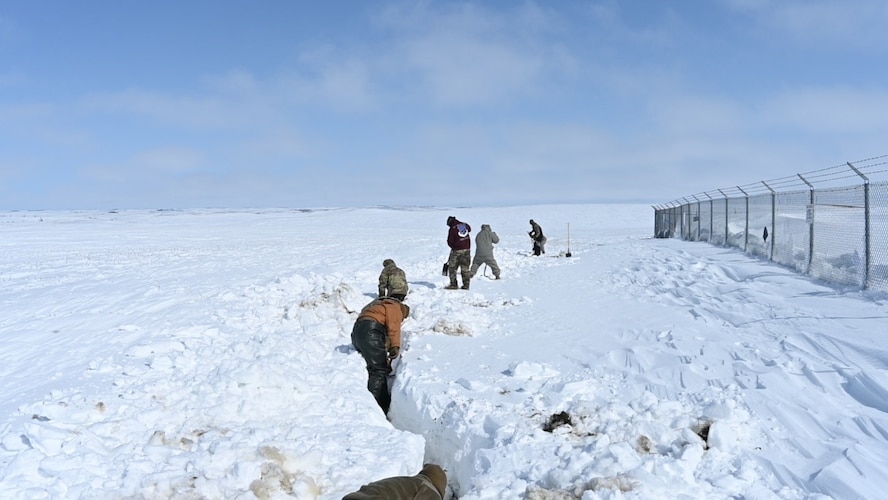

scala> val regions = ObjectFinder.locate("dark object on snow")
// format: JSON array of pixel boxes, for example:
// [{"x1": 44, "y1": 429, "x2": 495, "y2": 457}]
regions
[
  {"x1": 763, "y1": 226, "x2": 769, "y2": 243},
  {"x1": 543, "y1": 411, "x2": 573, "y2": 432},
  {"x1": 694, "y1": 421, "x2": 712, "y2": 450},
  {"x1": 441, "y1": 262, "x2": 449, "y2": 276}
]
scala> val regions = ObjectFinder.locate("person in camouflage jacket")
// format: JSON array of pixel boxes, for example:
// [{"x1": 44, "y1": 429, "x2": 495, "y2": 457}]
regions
[
  {"x1": 343, "y1": 463, "x2": 447, "y2": 499},
  {"x1": 378, "y1": 258, "x2": 408, "y2": 300}
]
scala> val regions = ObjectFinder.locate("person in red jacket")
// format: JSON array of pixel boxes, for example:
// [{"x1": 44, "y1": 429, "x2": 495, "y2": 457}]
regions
[
  {"x1": 445, "y1": 215, "x2": 472, "y2": 290},
  {"x1": 351, "y1": 297, "x2": 410, "y2": 414}
]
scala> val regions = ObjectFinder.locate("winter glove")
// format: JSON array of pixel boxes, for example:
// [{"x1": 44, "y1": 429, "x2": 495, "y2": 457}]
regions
[{"x1": 388, "y1": 346, "x2": 400, "y2": 359}]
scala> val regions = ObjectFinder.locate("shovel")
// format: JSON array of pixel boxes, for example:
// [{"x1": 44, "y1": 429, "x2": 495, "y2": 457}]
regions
[{"x1": 565, "y1": 223, "x2": 572, "y2": 257}]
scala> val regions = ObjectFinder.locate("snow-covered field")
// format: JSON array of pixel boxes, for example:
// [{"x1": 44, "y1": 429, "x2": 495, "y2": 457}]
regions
[{"x1": 2, "y1": 204, "x2": 887, "y2": 499}]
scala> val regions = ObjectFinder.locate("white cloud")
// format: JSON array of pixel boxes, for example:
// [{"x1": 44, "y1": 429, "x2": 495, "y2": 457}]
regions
[
  {"x1": 0, "y1": 102, "x2": 54, "y2": 124},
  {"x1": 238, "y1": 129, "x2": 312, "y2": 160},
  {"x1": 282, "y1": 51, "x2": 376, "y2": 111},
  {"x1": 399, "y1": 33, "x2": 544, "y2": 106},
  {"x1": 374, "y1": 1, "x2": 569, "y2": 107},
  {"x1": 81, "y1": 88, "x2": 255, "y2": 129},
  {"x1": 764, "y1": 86, "x2": 888, "y2": 134},
  {"x1": 81, "y1": 147, "x2": 205, "y2": 183},
  {"x1": 722, "y1": 0, "x2": 888, "y2": 50},
  {"x1": 131, "y1": 147, "x2": 205, "y2": 174}
]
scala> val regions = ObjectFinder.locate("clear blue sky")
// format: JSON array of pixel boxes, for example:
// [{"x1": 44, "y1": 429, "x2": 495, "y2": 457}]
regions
[{"x1": 1, "y1": 0, "x2": 886, "y2": 210}]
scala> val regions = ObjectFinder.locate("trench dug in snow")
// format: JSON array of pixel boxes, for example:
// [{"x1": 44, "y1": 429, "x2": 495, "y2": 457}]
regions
[
  {"x1": 387, "y1": 371, "x2": 487, "y2": 497},
  {"x1": 308, "y1": 272, "x2": 726, "y2": 498},
  {"x1": 387, "y1": 371, "x2": 717, "y2": 498},
  {"x1": 380, "y1": 326, "x2": 722, "y2": 499}
]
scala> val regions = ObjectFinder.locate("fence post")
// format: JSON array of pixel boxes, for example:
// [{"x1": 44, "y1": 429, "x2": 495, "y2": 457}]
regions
[
  {"x1": 704, "y1": 192, "x2": 714, "y2": 243},
  {"x1": 692, "y1": 195, "x2": 701, "y2": 241},
  {"x1": 847, "y1": 162, "x2": 871, "y2": 289},
  {"x1": 682, "y1": 197, "x2": 693, "y2": 240},
  {"x1": 652, "y1": 205, "x2": 661, "y2": 238},
  {"x1": 686, "y1": 197, "x2": 694, "y2": 240},
  {"x1": 737, "y1": 186, "x2": 749, "y2": 251},
  {"x1": 718, "y1": 189, "x2": 729, "y2": 246},
  {"x1": 763, "y1": 181, "x2": 776, "y2": 260},
  {"x1": 798, "y1": 174, "x2": 815, "y2": 275},
  {"x1": 685, "y1": 201, "x2": 691, "y2": 240},
  {"x1": 671, "y1": 203, "x2": 678, "y2": 238}
]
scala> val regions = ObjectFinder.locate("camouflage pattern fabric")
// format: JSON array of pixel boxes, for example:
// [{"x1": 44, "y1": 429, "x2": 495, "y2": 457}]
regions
[
  {"x1": 447, "y1": 249, "x2": 471, "y2": 288},
  {"x1": 378, "y1": 259, "x2": 409, "y2": 297}
]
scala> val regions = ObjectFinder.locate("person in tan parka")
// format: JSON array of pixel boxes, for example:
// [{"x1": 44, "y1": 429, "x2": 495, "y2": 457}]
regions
[
  {"x1": 342, "y1": 463, "x2": 447, "y2": 499},
  {"x1": 351, "y1": 296, "x2": 410, "y2": 414}
]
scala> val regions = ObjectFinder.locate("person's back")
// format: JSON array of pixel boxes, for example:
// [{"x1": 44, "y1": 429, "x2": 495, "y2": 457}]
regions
[
  {"x1": 445, "y1": 216, "x2": 472, "y2": 289},
  {"x1": 352, "y1": 297, "x2": 409, "y2": 413},
  {"x1": 474, "y1": 225, "x2": 498, "y2": 256},
  {"x1": 470, "y1": 224, "x2": 501, "y2": 279},
  {"x1": 447, "y1": 217, "x2": 471, "y2": 251},
  {"x1": 378, "y1": 259, "x2": 408, "y2": 299},
  {"x1": 343, "y1": 464, "x2": 447, "y2": 500}
]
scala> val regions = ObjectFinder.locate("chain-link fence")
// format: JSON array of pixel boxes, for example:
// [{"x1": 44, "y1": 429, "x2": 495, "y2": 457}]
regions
[{"x1": 653, "y1": 155, "x2": 888, "y2": 291}]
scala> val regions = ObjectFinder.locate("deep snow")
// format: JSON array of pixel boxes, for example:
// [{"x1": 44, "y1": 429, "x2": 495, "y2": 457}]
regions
[{"x1": 1, "y1": 204, "x2": 887, "y2": 499}]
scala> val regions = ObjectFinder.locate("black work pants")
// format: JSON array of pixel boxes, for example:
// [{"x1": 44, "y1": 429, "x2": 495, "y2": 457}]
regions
[{"x1": 351, "y1": 319, "x2": 391, "y2": 413}]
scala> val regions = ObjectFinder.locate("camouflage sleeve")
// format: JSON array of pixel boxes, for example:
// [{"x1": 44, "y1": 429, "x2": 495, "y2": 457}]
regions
[{"x1": 378, "y1": 269, "x2": 388, "y2": 296}]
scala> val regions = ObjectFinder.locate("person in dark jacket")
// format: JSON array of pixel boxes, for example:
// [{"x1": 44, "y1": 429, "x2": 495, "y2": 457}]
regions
[
  {"x1": 445, "y1": 216, "x2": 472, "y2": 290},
  {"x1": 470, "y1": 224, "x2": 501, "y2": 279},
  {"x1": 351, "y1": 297, "x2": 410, "y2": 414},
  {"x1": 378, "y1": 258, "x2": 408, "y2": 300},
  {"x1": 528, "y1": 219, "x2": 546, "y2": 256},
  {"x1": 342, "y1": 463, "x2": 447, "y2": 499}
]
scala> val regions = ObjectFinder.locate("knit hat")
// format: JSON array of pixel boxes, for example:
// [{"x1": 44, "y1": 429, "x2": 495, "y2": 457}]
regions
[
  {"x1": 419, "y1": 464, "x2": 446, "y2": 497},
  {"x1": 382, "y1": 258, "x2": 395, "y2": 267}
]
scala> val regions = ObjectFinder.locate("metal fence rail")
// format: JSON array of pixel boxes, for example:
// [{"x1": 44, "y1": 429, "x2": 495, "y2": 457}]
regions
[{"x1": 653, "y1": 155, "x2": 888, "y2": 291}]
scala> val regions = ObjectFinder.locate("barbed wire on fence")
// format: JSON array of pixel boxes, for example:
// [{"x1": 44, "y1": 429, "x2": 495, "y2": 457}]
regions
[{"x1": 654, "y1": 154, "x2": 888, "y2": 209}]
